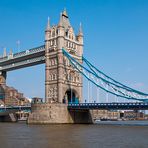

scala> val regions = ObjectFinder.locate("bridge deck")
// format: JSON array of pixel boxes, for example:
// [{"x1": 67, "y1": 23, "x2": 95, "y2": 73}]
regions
[
  {"x1": 0, "y1": 46, "x2": 45, "y2": 71},
  {"x1": 68, "y1": 102, "x2": 148, "y2": 110}
]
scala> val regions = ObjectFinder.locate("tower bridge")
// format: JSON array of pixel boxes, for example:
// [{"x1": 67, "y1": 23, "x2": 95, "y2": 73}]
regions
[{"x1": 1, "y1": 9, "x2": 148, "y2": 124}]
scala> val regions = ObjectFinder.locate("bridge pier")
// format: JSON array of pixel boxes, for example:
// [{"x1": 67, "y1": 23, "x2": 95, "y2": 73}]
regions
[{"x1": 27, "y1": 103, "x2": 93, "y2": 124}]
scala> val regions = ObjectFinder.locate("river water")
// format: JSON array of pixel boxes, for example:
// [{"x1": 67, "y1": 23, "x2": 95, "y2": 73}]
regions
[{"x1": 0, "y1": 121, "x2": 148, "y2": 148}]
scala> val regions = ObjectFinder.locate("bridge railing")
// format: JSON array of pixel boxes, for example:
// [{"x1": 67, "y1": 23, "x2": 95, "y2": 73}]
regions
[
  {"x1": 0, "y1": 105, "x2": 31, "y2": 112},
  {"x1": 68, "y1": 102, "x2": 148, "y2": 110},
  {"x1": 0, "y1": 45, "x2": 45, "y2": 63},
  {"x1": 0, "y1": 56, "x2": 45, "y2": 71}
]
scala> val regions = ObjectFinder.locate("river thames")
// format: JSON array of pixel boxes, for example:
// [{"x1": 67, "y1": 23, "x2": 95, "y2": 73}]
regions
[{"x1": 0, "y1": 121, "x2": 148, "y2": 148}]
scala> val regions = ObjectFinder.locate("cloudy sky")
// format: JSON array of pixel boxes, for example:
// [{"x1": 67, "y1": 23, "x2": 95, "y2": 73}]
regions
[{"x1": 0, "y1": 0, "x2": 148, "y2": 101}]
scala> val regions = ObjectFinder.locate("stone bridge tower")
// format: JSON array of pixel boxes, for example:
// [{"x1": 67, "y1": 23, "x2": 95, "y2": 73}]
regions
[
  {"x1": 45, "y1": 10, "x2": 83, "y2": 104},
  {"x1": 28, "y1": 10, "x2": 93, "y2": 124}
]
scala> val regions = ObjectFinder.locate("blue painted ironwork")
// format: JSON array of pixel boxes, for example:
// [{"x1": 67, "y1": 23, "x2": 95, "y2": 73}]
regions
[
  {"x1": 0, "y1": 45, "x2": 45, "y2": 71},
  {"x1": 62, "y1": 48, "x2": 148, "y2": 102},
  {"x1": 68, "y1": 102, "x2": 148, "y2": 110},
  {"x1": 0, "y1": 45, "x2": 45, "y2": 63}
]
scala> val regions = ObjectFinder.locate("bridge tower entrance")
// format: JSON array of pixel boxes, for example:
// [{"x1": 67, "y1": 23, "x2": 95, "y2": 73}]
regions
[
  {"x1": 45, "y1": 9, "x2": 83, "y2": 104},
  {"x1": 64, "y1": 89, "x2": 79, "y2": 104}
]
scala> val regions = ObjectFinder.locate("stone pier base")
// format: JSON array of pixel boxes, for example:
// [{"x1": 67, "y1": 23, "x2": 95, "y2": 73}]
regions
[{"x1": 27, "y1": 103, "x2": 93, "y2": 124}]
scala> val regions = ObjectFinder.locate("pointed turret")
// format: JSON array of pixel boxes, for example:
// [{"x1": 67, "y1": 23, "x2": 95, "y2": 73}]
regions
[
  {"x1": 62, "y1": 8, "x2": 68, "y2": 18},
  {"x1": 46, "y1": 17, "x2": 50, "y2": 30},
  {"x1": 77, "y1": 23, "x2": 83, "y2": 44},
  {"x1": 78, "y1": 22, "x2": 83, "y2": 36},
  {"x1": 9, "y1": 48, "x2": 13, "y2": 55},
  {"x1": 58, "y1": 9, "x2": 70, "y2": 29},
  {"x1": 58, "y1": 12, "x2": 63, "y2": 27},
  {"x1": 3, "y1": 48, "x2": 7, "y2": 57}
]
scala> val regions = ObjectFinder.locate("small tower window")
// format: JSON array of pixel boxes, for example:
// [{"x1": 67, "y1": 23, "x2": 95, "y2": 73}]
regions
[
  {"x1": 49, "y1": 31, "x2": 51, "y2": 38},
  {"x1": 52, "y1": 30, "x2": 55, "y2": 37},
  {"x1": 51, "y1": 74, "x2": 54, "y2": 80},
  {"x1": 66, "y1": 31, "x2": 68, "y2": 37},
  {"x1": 56, "y1": 29, "x2": 58, "y2": 35}
]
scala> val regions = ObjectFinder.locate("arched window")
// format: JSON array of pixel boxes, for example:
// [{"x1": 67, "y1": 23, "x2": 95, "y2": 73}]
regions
[
  {"x1": 51, "y1": 74, "x2": 54, "y2": 80},
  {"x1": 49, "y1": 75, "x2": 51, "y2": 80},
  {"x1": 49, "y1": 60, "x2": 51, "y2": 66},
  {"x1": 74, "y1": 77, "x2": 77, "y2": 82},
  {"x1": 56, "y1": 29, "x2": 58, "y2": 35},
  {"x1": 53, "y1": 74, "x2": 57, "y2": 80},
  {"x1": 77, "y1": 76, "x2": 79, "y2": 82},
  {"x1": 51, "y1": 59, "x2": 54, "y2": 65},
  {"x1": 52, "y1": 30, "x2": 55, "y2": 37},
  {"x1": 54, "y1": 59, "x2": 57, "y2": 65},
  {"x1": 49, "y1": 31, "x2": 51, "y2": 38},
  {"x1": 65, "y1": 31, "x2": 68, "y2": 37}
]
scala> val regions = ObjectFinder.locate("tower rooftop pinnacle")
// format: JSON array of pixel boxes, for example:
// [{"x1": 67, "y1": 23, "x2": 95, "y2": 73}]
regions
[
  {"x1": 58, "y1": 13, "x2": 63, "y2": 27},
  {"x1": 58, "y1": 9, "x2": 70, "y2": 29},
  {"x1": 78, "y1": 22, "x2": 83, "y2": 36},
  {"x1": 3, "y1": 47, "x2": 7, "y2": 57},
  {"x1": 9, "y1": 48, "x2": 13, "y2": 55},
  {"x1": 62, "y1": 8, "x2": 68, "y2": 18},
  {"x1": 46, "y1": 17, "x2": 50, "y2": 30}
]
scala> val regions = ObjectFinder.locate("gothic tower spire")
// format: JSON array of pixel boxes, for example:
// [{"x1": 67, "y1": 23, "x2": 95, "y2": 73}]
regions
[
  {"x1": 78, "y1": 22, "x2": 83, "y2": 36},
  {"x1": 3, "y1": 47, "x2": 7, "y2": 57},
  {"x1": 58, "y1": 13, "x2": 63, "y2": 27},
  {"x1": 46, "y1": 17, "x2": 50, "y2": 30},
  {"x1": 9, "y1": 48, "x2": 13, "y2": 55},
  {"x1": 62, "y1": 8, "x2": 68, "y2": 17}
]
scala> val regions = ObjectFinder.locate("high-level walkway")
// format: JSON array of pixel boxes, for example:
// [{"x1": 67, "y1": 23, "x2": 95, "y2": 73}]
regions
[{"x1": 0, "y1": 46, "x2": 45, "y2": 71}]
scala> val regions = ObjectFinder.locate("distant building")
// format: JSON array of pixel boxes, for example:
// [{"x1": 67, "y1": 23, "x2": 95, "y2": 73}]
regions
[
  {"x1": 92, "y1": 110, "x2": 120, "y2": 120},
  {"x1": 0, "y1": 84, "x2": 30, "y2": 106},
  {"x1": 124, "y1": 110, "x2": 144, "y2": 120}
]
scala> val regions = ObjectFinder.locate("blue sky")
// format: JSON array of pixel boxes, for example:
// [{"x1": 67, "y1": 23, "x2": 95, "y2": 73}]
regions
[{"x1": 0, "y1": 0, "x2": 148, "y2": 100}]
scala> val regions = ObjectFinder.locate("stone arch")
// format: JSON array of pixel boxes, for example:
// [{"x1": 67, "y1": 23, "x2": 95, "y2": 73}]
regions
[{"x1": 63, "y1": 88, "x2": 79, "y2": 104}]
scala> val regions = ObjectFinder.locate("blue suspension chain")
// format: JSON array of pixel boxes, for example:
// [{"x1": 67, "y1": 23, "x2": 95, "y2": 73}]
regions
[{"x1": 62, "y1": 48, "x2": 148, "y2": 102}]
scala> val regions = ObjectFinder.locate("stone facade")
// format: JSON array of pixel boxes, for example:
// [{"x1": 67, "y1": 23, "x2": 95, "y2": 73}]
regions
[
  {"x1": 28, "y1": 10, "x2": 94, "y2": 124},
  {"x1": 92, "y1": 110, "x2": 120, "y2": 120},
  {"x1": 0, "y1": 84, "x2": 30, "y2": 106},
  {"x1": 4, "y1": 85, "x2": 30, "y2": 106},
  {"x1": 45, "y1": 9, "x2": 83, "y2": 104},
  {"x1": 124, "y1": 111, "x2": 144, "y2": 120},
  {"x1": 0, "y1": 70, "x2": 30, "y2": 106}
]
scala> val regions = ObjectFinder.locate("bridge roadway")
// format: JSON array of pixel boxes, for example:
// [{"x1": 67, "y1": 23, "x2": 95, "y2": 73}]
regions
[
  {"x1": 0, "y1": 105, "x2": 31, "y2": 115},
  {"x1": 68, "y1": 102, "x2": 148, "y2": 110},
  {"x1": 0, "y1": 102, "x2": 148, "y2": 115},
  {"x1": 0, "y1": 45, "x2": 45, "y2": 71}
]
